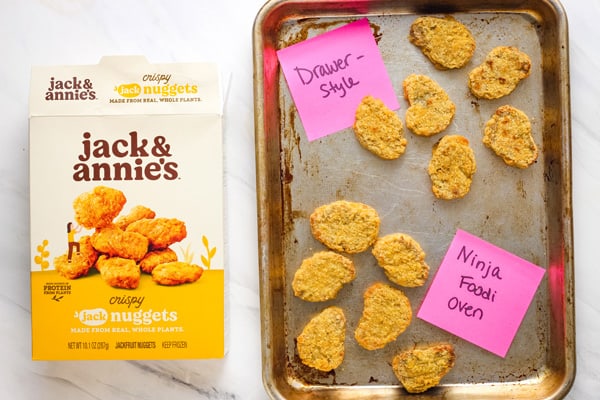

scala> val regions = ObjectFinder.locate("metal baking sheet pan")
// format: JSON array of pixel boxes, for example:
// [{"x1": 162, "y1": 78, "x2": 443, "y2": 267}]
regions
[{"x1": 253, "y1": 0, "x2": 575, "y2": 398}]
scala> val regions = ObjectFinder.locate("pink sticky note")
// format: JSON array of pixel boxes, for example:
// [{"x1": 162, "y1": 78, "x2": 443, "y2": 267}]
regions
[
  {"x1": 276, "y1": 18, "x2": 399, "y2": 141},
  {"x1": 417, "y1": 229, "x2": 545, "y2": 357}
]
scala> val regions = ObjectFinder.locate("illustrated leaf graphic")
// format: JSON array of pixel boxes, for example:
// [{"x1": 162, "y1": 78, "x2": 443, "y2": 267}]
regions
[
  {"x1": 201, "y1": 255, "x2": 209, "y2": 267},
  {"x1": 202, "y1": 235, "x2": 209, "y2": 248},
  {"x1": 209, "y1": 247, "x2": 217, "y2": 258}
]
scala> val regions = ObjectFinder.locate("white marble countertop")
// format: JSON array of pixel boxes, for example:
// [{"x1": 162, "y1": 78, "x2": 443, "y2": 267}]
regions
[{"x1": 1, "y1": 0, "x2": 597, "y2": 398}]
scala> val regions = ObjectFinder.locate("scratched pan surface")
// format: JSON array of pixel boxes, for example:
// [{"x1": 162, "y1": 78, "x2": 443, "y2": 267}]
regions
[{"x1": 253, "y1": 0, "x2": 574, "y2": 398}]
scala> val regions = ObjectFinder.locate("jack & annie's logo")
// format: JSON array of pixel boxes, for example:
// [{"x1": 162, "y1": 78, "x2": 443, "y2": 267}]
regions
[
  {"x1": 113, "y1": 73, "x2": 199, "y2": 101},
  {"x1": 45, "y1": 76, "x2": 97, "y2": 101},
  {"x1": 73, "y1": 131, "x2": 178, "y2": 182}
]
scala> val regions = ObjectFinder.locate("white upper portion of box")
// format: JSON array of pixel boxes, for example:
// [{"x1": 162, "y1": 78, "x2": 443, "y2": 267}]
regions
[{"x1": 30, "y1": 56, "x2": 222, "y2": 116}]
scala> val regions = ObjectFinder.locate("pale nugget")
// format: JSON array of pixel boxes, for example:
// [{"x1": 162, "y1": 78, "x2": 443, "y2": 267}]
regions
[
  {"x1": 483, "y1": 105, "x2": 538, "y2": 168},
  {"x1": 403, "y1": 74, "x2": 455, "y2": 137},
  {"x1": 355, "y1": 283, "x2": 412, "y2": 350},
  {"x1": 152, "y1": 262, "x2": 203, "y2": 286},
  {"x1": 392, "y1": 343, "x2": 456, "y2": 393},
  {"x1": 353, "y1": 95, "x2": 407, "y2": 160},
  {"x1": 73, "y1": 186, "x2": 126, "y2": 229},
  {"x1": 468, "y1": 46, "x2": 531, "y2": 99},
  {"x1": 409, "y1": 16, "x2": 475, "y2": 70},
  {"x1": 297, "y1": 306, "x2": 346, "y2": 372},
  {"x1": 96, "y1": 255, "x2": 140, "y2": 289},
  {"x1": 372, "y1": 233, "x2": 429, "y2": 287},
  {"x1": 139, "y1": 248, "x2": 178, "y2": 274},
  {"x1": 428, "y1": 135, "x2": 476, "y2": 200},
  {"x1": 126, "y1": 218, "x2": 187, "y2": 249},
  {"x1": 310, "y1": 200, "x2": 380, "y2": 254},
  {"x1": 114, "y1": 205, "x2": 156, "y2": 230},
  {"x1": 292, "y1": 251, "x2": 356, "y2": 302}
]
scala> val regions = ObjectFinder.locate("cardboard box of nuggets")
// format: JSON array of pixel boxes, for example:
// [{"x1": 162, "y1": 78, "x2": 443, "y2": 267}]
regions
[{"x1": 29, "y1": 56, "x2": 225, "y2": 360}]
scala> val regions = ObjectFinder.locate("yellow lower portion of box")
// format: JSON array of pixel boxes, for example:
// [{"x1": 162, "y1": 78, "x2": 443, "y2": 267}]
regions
[{"x1": 31, "y1": 269, "x2": 224, "y2": 360}]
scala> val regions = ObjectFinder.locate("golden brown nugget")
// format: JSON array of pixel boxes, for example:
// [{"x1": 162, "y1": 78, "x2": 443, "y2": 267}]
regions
[
  {"x1": 152, "y1": 262, "x2": 203, "y2": 286},
  {"x1": 468, "y1": 46, "x2": 531, "y2": 99},
  {"x1": 91, "y1": 226, "x2": 149, "y2": 261},
  {"x1": 73, "y1": 186, "x2": 126, "y2": 229},
  {"x1": 292, "y1": 251, "x2": 356, "y2": 302},
  {"x1": 372, "y1": 233, "x2": 430, "y2": 287},
  {"x1": 428, "y1": 135, "x2": 476, "y2": 200},
  {"x1": 114, "y1": 205, "x2": 156, "y2": 230},
  {"x1": 483, "y1": 105, "x2": 538, "y2": 168},
  {"x1": 297, "y1": 306, "x2": 346, "y2": 372},
  {"x1": 409, "y1": 16, "x2": 475, "y2": 70},
  {"x1": 310, "y1": 200, "x2": 380, "y2": 254},
  {"x1": 355, "y1": 283, "x2": 412, "y2": 350},
  {"x1": 392, "y1": 343, "x2": 456, "y2": 393},
  {"x1": 54, "y1": 236, "x2": 99, "y2": 279},
  {"x1": 126, "y1": 218, "x2": 187, "y2": 249},
  {"x1": 96, "y1": 255, "x2": 140, "y2": 289},
  {"x1": 139, "y1": 248, "x2": 178, "y2": 274},
  {"x1": 353, "y1": 95, "x2": 407, "y2": 160},
  {"x1": 403, "y1": 74, "x2": 455, "y2": 137}
]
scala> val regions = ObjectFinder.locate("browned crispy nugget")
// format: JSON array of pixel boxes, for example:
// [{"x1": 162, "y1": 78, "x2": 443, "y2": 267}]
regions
[
  {"x1": 96, "y1": 255, "x2": 140, "y2": 289},
  {"x1": 152, "y1": 262, "x2": 203, "y2": 286},
  {"x1": 483, "y1": 105, "x2": 538, "y2": 168},
  {"x1": 355, "y1": 283, "x2": 412, "y2": 350},
  {"x1": 428, "y1": 135, "x2": 476, "y2": 200},
  {"x1": 54, "y1": 236, "x2": 99, "y2": 279},
  {"x1": 372, "y1": 233, "x2": 430, "y2": 287},
  {"x1": 139, "y1": 248, "x2": 178, "y2": 274},
  {"x1": 297, "y1": 306, "x2": 346, "y2": 372},
  {"x1": 91, "y1": 226, "x2": 149, "y2": 261},
  {"x1": 468, "y1": 46, "x2": 531, "y2": 99},
  {"x1": 403, "y1": 74, "x2": 455, "y2": 137},
  {"x1": 292, "y1": 251, "x2": 356, "y2": 302},
  {"x1": 126, "y1": 218, "x2": 187, "y2": 249},
  {"x1": 114, "y1": 205, "x2": 156, "y2": 230},
  {"x1": 310, "y1": 200, "x2": 380, "y2": 254},
  {"x1": 409, "y1": 16, "x2": 475, "y2": 70},
  {"x1": 392, "y1": 343, "x2": 456, "y2": 393},
  {"x1": 73, "y1": 186, "x2": 126, "y2": 229},
  {"x1": 353, "y1": 95, "x2": 407, "y2": 160}
]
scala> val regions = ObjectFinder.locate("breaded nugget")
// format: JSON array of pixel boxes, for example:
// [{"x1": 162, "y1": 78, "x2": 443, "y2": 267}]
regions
[
  {"x1": 428, "y1": 135, "x2": 476, "y2": 200},
  {"x1": 310, "y1": 200, "x2": 380, "y2": 254},
  {"x1": 392, "y1": 343, "x2": 456, "y2": 393},
  {"x1": 468, "y1": 46, "x2": 531, "y2": 99},
  {"x1": 126, "y1": 218, "x2": 187, "y2": 249},
  {"x1": 139, "y1": 248, "x2": 178, "y2": 274},
  {"x1": 96, "y1": 255, "x2": 140, "y2": 289},
  {"x1": 152, "y1": 262, "x2": 203, "y2": 286},
  {"x1": 297, "y1": 306, "x2": 346, "y2": 372},
  {"x1": 483, "y1": 105, "x2": 538, "y2": 168},
  {"x1": 292, "y1": 251, "x2": 356, "y2": 302},
  {"x1": 114, "y1": 205, "x2": 156, "y2": 230},
  {"x1": 54, "y1": 236, "x2": 99, "y2": 279},
  {"x1": 372, "y1": 233, "x2": 430, "y2": 287},
  {"x1": 403, "y1": 74, "x2": 455, "y2": 137},
  {"x1": 409, "y1": 16, "x2": 475, "y2": 70},
  {"x1": 73, "y1": 186, "x2": 126, "y2": 229},
  {"x1": 91, "y1": 226, "x2": 149, "y2": 261},
  {"x1": 353, "y1": 95, "x2": 407, "y2": 160},
  {"x1": 355, "y1": 283, "x2": 412, "y2": 350}
]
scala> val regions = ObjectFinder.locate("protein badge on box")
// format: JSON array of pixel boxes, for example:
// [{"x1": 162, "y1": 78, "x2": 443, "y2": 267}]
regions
[{"x1": 29, "y1": 56, "x2": 225, "y2": 360}]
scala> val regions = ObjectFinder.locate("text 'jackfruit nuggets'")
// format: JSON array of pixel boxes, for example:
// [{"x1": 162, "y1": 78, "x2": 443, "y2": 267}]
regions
[
  {"x1": 73, "y1": 186, "x2": 126, "y2": 229},
  {"x1": 126, "y1": 218, "x2": 187, "y2": 249}
]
